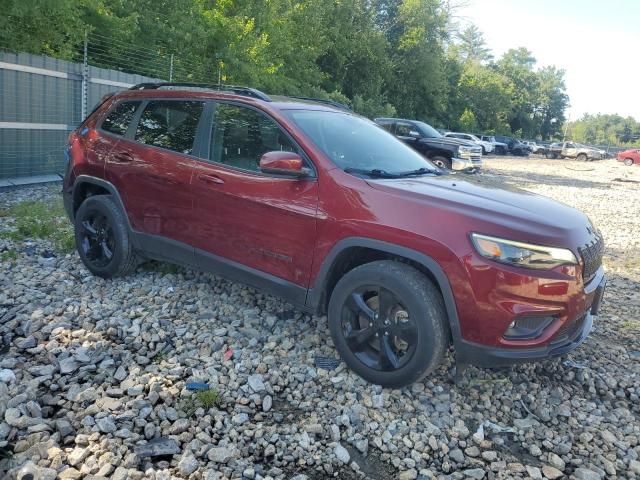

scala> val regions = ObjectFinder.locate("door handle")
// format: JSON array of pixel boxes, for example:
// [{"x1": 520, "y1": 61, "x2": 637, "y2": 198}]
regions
[
  {"x1": 197, "y1": 173, "x2": 225, "y2": 185},
  {"x1": 113, "y1": 152, "x2": 134, "y2": 163}
]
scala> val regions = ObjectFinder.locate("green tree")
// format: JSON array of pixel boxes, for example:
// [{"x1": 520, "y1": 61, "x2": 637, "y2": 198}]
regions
[{"x1": 457, "y1": 25, "x2": 492, "y2": 63}]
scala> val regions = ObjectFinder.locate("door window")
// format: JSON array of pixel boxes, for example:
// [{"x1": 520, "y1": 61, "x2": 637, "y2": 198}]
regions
[
  {"x1": 101, "y1": 101, "x2": 140, "y2": 136},
  {"x1": 135, "y1": 100, "x2": 204, "y2": 154},
  {"x1": 395, "y1": 123, "x2": 415, "y2": 137},
  {"x1": 210, "y1": 103, "x2": 298, "y2": 172}
]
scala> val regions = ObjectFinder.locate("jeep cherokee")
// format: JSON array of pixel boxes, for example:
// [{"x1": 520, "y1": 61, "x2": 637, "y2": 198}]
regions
[{"x1": 63, "y1": 83, "x2": 606, "y2": 387}]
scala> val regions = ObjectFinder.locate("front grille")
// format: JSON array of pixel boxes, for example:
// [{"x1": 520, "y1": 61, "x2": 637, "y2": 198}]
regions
[
  {"x1": 553, "y1": 314, "x2": 586, "y2": 344},
  {"x1": 578, "y1": 232, "x2": 604, "y2": 283},
  {"x1": 470, "y1": 154, "x2": 482, "y2": 164}
]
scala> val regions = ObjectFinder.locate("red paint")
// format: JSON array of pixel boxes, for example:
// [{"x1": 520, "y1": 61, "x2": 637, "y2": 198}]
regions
[
  {"x1": 617, "y1": 148, "x2": 640, "y2": 165},
  {"x1": 65, "y1": 89, "x2": 604, "y2": 353}
]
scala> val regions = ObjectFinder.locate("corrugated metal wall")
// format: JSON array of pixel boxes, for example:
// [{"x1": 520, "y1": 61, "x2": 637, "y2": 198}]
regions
[{"x1": 0, "y1": 51, "x2": 161, "y2": 180}]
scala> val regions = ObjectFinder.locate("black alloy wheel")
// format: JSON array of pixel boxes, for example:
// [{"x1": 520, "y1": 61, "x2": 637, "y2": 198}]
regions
[
  {"x1": 340, "y1": 286, "x2": 417, "y2": 372},
  {"x1": 78, "y1": 211, "x2": 115, "y2": 268}
]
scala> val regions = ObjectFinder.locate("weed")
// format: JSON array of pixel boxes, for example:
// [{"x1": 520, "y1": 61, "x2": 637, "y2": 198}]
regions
[
  {"x1": 0, "y1": 249, "x2": 18, "y2": 262},
  {"x1": 0, "y1": 198, "x2": 74, "y2": 253},
  {"x1": 620, "y1": 320, "x2": 640, "y2": 331},
  {"x1": 153, "y1": 351, "x2": 168, "y2": 363},
  {"x1": 196, "y1": 389, "x2": 222, "y2": 409}
]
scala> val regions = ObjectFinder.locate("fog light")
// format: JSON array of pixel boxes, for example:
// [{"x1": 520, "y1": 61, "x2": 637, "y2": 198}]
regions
[{"x1": 503, "y1": 316, "x2": 555, "y2": 340}]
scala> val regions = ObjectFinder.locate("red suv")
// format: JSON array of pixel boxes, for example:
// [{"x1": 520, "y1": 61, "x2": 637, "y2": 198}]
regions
[{"x1": 63, "y1": 83, "x2": 606, "y2": 387}]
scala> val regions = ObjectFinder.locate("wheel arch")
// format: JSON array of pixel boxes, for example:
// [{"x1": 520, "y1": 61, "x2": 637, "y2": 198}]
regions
[
  {"x1": 307, "y1": 237, "x2": 461, "y2": 342},
  {"x1": 72, "y1": 176, "x2": 130, "y2": 227}
]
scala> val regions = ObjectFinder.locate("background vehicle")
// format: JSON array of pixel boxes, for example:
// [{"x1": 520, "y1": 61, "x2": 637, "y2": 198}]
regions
[
  {"x1": 444, "y1": 132, "x2": 494, "y2": 154},
  {"x1": 545, "y1": 141, "x2": 604, "y2": 161},
  {"x1": 375, "y1": 118, "x2": 482, "y2": 170},
  {"x1": 522, "y1": 140, "x2": 545, "y2": 154},
  {"x1": 617, "y1": 148, "x2": 640, "y2": 166},
  {"x1": 494, "y1": 135, "x2": 530, "y2": 156},
  {"x1": 64, "y1": 83, "x2": 604, "y2": 388},
  {"x1": 479, "y1": 135, "x2": 508, "y2": 155}
]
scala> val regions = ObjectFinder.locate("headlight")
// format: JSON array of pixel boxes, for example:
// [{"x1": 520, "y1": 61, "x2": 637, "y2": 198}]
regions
[
  {"x1": 458, "y1": 146, "x2": 475, "y2": 157},
  {"x1": 470, "y1": 233, "x2": 578, "y2": 270}
]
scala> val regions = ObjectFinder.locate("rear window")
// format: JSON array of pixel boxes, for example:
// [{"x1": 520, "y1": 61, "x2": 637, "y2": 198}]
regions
[
  {"x1": 101, "y1": 101, "x2": 140, "y2": 136},
  {"x1": 135, "y1": 100, "x2": 204, "y2": 154}
]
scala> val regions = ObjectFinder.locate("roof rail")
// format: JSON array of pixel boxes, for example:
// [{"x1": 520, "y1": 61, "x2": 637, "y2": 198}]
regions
[
  {"x1": 286, "y1": 96, "x2": 352, "y2": 112},
  {"x1": 128, "y1": 82, "x2": 272, "y2": 102}
]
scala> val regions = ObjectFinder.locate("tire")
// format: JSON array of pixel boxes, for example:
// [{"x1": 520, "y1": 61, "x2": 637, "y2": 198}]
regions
[
  {"x1": 327, "y1": 260, "x2": 448, "y2": 388},
  {"x1": 624, "y1": 158, "x2": 634, "y2": 166},
  {"x1": 74, "y1": 195, "x2": 138, "y2": 278},
  {"x1": 576, "y1": 153, "x2": 587, "y2": 162},
  {"x1": 481, "y1": 146, "x2": 487, "y2": 155},
  {"x1": 431, "y1": 155, "x2": 452, "y2": 170}
]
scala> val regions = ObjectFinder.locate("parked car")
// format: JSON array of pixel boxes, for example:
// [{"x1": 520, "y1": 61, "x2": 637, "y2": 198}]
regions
[
  {"x1": 545, "y1": 142, "x2": 604, "y2": 161},
  {"x1": 63, "y1": 82, "x2": 605, "y2": 387},
  {"x1": 444, "y1": 132, "x2": 494, "y2": 154},
  {"x1": 479, "y1": 135, "x2": 508, "y2": 155},
  {"x1": 493, "y1": 135, "x2": 530, "y2": 156},
  {"x1": 522, "y1": 140, "x2": 545, "y2": 154},
  {"x1": 617, "y1": 148, "x2": 640, "y2": 166},
  {"x1": 374, "y1": 118, "x2": 482, "y2": 170}
]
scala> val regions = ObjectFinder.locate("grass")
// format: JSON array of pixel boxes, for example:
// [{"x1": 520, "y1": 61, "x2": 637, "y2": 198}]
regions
[
  {"x1": 620, "y1": 320, "x2": 640, "y2": 331},
  {"x1": 196, "y1": 389, "x2": 222, "y2": 410},
  {"x1": 0, "y1": 198, "x2": 75, "y2": 253},
  {"x1": 0, "y1": 249, "x2": 18, "y2": 262}
]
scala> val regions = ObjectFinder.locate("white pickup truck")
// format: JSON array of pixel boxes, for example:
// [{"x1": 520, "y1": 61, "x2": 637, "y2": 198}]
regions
[{"x1": 545, "y1": 142, "x2": 605, "y2": 161}]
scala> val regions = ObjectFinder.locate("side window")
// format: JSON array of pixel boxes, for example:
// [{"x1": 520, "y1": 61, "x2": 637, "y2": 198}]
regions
[
  {"x1": 210, "y1": 103, "x2": 298, "y2": 172},
  {"x1": 101, "y1": 101, "x2": 140, "y2": 136},
  {"x1": 395, "y1": 123, "x2": 414, "y2": 136},
  {"x1": 377, "y1": 121, "x2": 394, "y2": 133},
  {"x1": 135, "y1": 100, "x2": 204, "y2": 154}
]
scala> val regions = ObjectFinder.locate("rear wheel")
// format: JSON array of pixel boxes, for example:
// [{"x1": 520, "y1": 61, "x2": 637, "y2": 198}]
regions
[
  {"x1": 577, "y1": 153, "x2": 588, "y2": 162},
  {"x1": 624, "y1": 158, "x2": 634, "y2": 166},
  {"x1": 327, "y1": 261, "x2": 448, "y2": 387},
  {"x1": 74, "y1": 195, "x2": 138, "y2": 278},
  {"x1": 431, "y1": 155, "x2": 452, "y2": 169}
]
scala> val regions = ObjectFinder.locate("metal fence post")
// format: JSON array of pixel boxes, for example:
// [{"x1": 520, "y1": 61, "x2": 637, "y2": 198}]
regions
[
  {"x1": 169, "y1": 54, "x2": 174, "y2": 81},
  {"x1": 81, "y1": 31, "x2": 88, "y2": 120}
]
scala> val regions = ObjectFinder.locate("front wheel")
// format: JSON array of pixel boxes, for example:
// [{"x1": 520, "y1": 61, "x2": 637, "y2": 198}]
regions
[
  {"x1": 624, "y1": 158, "x2": 634, "y2": 166},
  {"x1": 576, "y1": 153, "x2": 587, "y2": 162},
  {"x1": 327, "y1": 261, "x2": 448, "y2": 387},
  {"x1": 431, "y1": 155, "x2": 452, "y2": 169},
  {"x1": 74, "y1": 195, "x2": 139, "y2": 278}
]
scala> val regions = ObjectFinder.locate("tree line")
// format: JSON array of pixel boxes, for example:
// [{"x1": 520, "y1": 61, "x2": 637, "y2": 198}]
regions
[
  {"x1": 566, "y1": 114, "x2": 640, "y2": 147},
  {"x1": 4, "y1": 0, "x2": 571, "y2": 139}
]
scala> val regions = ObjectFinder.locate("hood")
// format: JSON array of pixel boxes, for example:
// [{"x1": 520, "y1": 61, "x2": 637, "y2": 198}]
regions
[
  {"x1": 420, "y1": 136, "x2": 479, "y2": 149},
  {"x1": 366, "y1": 174, "x2": 591, "y2": 246}
]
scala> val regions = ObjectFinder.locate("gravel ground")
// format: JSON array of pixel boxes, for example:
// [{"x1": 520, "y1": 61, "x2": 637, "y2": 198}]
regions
[{"x1": 0, "y1": 157, "x2": 638, "y2": 480}]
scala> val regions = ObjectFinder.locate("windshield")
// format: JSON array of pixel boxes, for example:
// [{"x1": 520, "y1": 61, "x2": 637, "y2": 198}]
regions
[
  {"x1": 286, "y1": 110, "x2": 438, "y2": 174},
  {"x1": 414, "y1": 121, "x2": 442, "y2": 138}
]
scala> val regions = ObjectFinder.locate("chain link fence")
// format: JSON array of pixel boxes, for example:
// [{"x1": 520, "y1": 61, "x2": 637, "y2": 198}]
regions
[{"x1": 0, "y1": 33, "x2": 211, "y2": 183}]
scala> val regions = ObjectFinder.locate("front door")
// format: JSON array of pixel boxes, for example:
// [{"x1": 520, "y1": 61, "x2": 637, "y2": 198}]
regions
[
  {"x1": 191, "y1": 102, "x2": 319, "y2": 289},
  {"x1": 105, "y1": 99, "x2": 206, "y2": 247}
]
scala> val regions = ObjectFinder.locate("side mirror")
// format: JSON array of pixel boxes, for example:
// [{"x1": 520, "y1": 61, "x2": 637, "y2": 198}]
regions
[{"x1": 259, "y1": 151, "x2": 310, "y2": 177}]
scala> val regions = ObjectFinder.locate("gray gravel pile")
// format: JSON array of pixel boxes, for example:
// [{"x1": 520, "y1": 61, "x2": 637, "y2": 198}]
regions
[{"x1": 0, "y1": 158, "x2": 638, "y2": 480}]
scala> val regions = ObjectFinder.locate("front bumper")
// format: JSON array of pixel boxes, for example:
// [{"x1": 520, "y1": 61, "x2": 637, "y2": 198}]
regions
[
  {"x1": 452, "y1": 157, "x2": 482, "y2": 171},
  {"x1": 456, "y1": 275, "x2": 605, "y2": 367}
]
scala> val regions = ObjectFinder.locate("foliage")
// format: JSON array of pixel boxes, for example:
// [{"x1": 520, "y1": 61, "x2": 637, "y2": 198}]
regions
[
  {"x1": 0, "y1": 0, "x2": 581, "y2": 138},
  {"x1": 1, "y1": 198, "x2": 75, "y2": 253},
  {"x1": 566, "y1": 114, "x2": 640, "y2": 146}
]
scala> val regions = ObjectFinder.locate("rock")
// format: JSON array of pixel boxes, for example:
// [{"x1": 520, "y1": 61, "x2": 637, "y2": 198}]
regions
[
  {"x1": 28, "y1": 364, "x2": 55, "y2": 377},
  {"x1": 463, "y1": 468, "x2": 485, "y2": 479},
  {"x1": 334, "y1": 444, "x2": 350, "y2": 464},
  {"x1": 629, "y1": 460, "x2": 640, "y2": 475},
  {"x1": 0, "y1": 369, "x2": 16, "y2": 383},
  {"x1": 114, "y1": 365, "x2": 128, "y2": 381},
  {"x1": 178, "y1": 454, "x2": 199, "y2": 476},
  {"x1": 398, "y1": 469, "x2": 418, "y2": 480},
  {"x1": 17, "y1": 336, "x2": 37, "y2": 349},
  {"x1": 541, "y1": 465, "x2": 564, "y2": 479},
  {"x1": 548, "y1": 453, "x2": 565, "y2": 470},
  {"x1": 465, "y1": 446, "x2": 480, "y2": 457},
  {"x1": 232, "y1": 413, "x2": 249, "y2": 425},
  {"x1": 96, "y1": 417, "x2": 116, "y2": 433},
  {"x1": 481, "y1": 451, "x2": 497, "y2": 462},
  {"x1": 247, "y1": 374, "x2": 265, "y2": 392},
  {"x1": 573, "y1": 468, "x2": 601, "y2": 480},
  {"x1": 170, "y1": 418, "x2": 190, "y2": 434},
  {"x1": 525, "y1": 466, "x2": 542, "y2": 479},
  {"x1": 450, "y1": 449, "x2": 465, "y2": 464},
  {"x1": 262, "y1": 395, "x2": 272, "y2": 412},
  {"x1": 59, "y1": 357, "x2": 79, "y2": 374},
  {"x1": 56, "y1": 419, "x2": 74, "y2": 437},
  {"x1": 16, "y1": 462, "x2": 56, "y2": 480},
  {"x1": 68, "y1": 446, "x2": 90, "y2": 466},
  {"x1": 58, "y1": 468, "x2": 82, "y2": 479},
  {"x1": 135, "y1": 437, "x2": 180, "y2": 457},
  {"x1": 207, "y1": 446, "x2": 235, "y2": 463}
]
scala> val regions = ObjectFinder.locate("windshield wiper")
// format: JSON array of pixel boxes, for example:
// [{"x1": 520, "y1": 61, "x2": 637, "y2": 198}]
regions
[
  {"x1": 344, "y1": 168, "x2": 402, "y2": 178},
  {"x1": 395, "y1": 167, "x2": 442, "y2": 177}
]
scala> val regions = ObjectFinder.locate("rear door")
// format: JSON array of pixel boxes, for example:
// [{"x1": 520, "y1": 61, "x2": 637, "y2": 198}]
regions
[
  {"x1": 105, "y1": 99, "x2": 206, "y2": 248},
  {"x1": 190, "y1": 101, "x2": 319, "y2": 289}
]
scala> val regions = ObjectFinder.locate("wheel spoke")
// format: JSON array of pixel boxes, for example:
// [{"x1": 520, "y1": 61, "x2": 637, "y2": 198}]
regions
[
  {"x1": 100, "y1": 241, "x2": 113, "y2": 260},
  {"x1": 86, "y1": 243, "x2": 102, "y2": 260},
  {"x1": 81, "y1": 220, "x2": 98, "y2": 237},
  {"x1": 347, "y1": 293, "x2": 375, "y2": 321},
  {"x1": 377, "y1": 287, "x2": 396, "y2": 319},
  {"x1": 345, "y1": 326, "x2": 376, "y2": 350},
  {"x1": 390, "y1": 322, "x2": 417, "y2": 343},
  {"x1": 379, "y1": 335, "x2": 400, "y2": 370}
]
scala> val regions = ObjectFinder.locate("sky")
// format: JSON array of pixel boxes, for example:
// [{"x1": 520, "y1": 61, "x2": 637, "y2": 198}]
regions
[{"x1": 456, "y1": 0, "x2": 640, "y2": 121}]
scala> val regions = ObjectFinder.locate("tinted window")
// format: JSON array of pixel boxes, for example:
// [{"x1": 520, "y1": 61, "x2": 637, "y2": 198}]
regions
[
  {"x1": 135, "y1": 100, "x2": 204, "y2": 154},
  {"x1": 287, "y1": 110, "x2": 437, "y2": 174},
  {"x1": 395, "y1": 123, "x2": 415, "y2": 137},
  {"x1": 376, "y1": 121, "x2": 394, "y2": 133},
  {"x1": 101, "y1": 101, "x2": 140, "y2": 136},
  {"x1": 210, "y1": 103, "x2": 298, "y2": 172}
]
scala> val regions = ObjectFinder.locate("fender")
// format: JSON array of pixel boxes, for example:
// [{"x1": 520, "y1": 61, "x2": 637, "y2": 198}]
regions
[
  {"x1": 70, "y1": 175, "x2": 131, "y2": 226},
  {"x1": 306, "y1": 237, "x2": 463, "y2": 342}
]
